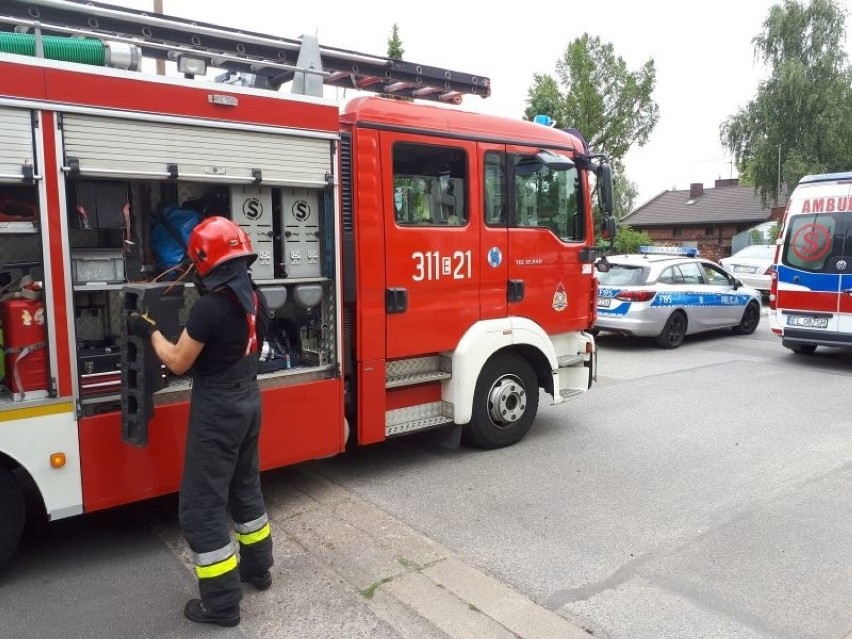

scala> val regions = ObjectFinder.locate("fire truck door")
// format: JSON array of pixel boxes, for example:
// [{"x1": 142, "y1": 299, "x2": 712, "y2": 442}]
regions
[
  {"x1": 382, "y1": 135, "x2": 480, "y2": 359},
  {"x1": 506, "y1": 146, "x2": 592, "y2": 334}
]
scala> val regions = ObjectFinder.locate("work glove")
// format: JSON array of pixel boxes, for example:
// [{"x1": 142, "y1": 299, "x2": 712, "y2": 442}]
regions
[{"x1": 127, "y1": 312, "x2": 158, "y2": 339}]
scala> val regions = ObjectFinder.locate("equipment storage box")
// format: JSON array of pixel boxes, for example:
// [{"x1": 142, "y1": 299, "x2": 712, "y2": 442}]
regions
[
  {"x1": 71, "y1": 249, "x2": 125, "y2": 284},
  {"x1": 78, "y1": 345, "x2": 122, "y2": 396},
  {"x1": 1, "y1": 297, "x2": 48, "y2": 396}
]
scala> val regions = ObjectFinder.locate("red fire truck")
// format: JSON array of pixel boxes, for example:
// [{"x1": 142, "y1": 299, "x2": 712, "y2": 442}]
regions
[{"x1": 0, "y1": 0, "x2": 614, "y2": 567}]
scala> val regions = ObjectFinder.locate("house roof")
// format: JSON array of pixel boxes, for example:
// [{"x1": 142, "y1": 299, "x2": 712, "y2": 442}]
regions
[{"x1": 623, "y1": 183, "x2": 776, "y2": 227}]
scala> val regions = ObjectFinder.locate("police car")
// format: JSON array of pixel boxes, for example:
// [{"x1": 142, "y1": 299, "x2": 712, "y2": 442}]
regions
[{"x1": 595, "y1": 246, "x2": 763, "y2": 348}]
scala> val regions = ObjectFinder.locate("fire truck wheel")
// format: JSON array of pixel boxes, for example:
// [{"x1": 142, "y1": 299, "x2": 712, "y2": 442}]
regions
[
  {"x1": 655, "y1": 311, "x2": 687, "y2": 349},
  {"x1": 732, "y1": 301, "x2": 761, "y2": 335},
  {"x1": 0, "y1": 467, "x2": 25, "y2": 570},
  {"x1": 464, "y1": 352, "x2": 539, "y2": 449}
]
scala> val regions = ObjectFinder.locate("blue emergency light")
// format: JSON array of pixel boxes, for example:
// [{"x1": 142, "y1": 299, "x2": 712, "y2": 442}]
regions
[
  {"x1": 533, "y1": 114, "x2": 557, "y2": 127},
  {"x1": 639, "y1": 245, "x2": 700, "y2": 257}
]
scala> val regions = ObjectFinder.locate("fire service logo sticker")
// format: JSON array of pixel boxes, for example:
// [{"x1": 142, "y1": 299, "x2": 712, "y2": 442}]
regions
[{"x1": 552, "y1": 283, "x2": 568, "y2": 312}]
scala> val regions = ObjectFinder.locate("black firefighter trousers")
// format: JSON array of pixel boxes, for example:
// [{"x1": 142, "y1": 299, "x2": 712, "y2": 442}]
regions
[{"x1": 179, "y1": 355, "x2": 273, "y2": 611}]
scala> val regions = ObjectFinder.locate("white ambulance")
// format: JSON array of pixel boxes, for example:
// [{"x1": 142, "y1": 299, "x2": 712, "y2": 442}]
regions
[{"x1": 770, "y1": 172, "x2": 852, "y2": 353}]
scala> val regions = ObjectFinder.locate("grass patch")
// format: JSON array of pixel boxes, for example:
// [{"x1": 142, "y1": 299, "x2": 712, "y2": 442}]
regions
[
  {"x1": 359, "y1": 576, "x2": 394, "y2": 599},
  {"x1": 397, "y1": 557, "x2": 421, "y2": 571}
]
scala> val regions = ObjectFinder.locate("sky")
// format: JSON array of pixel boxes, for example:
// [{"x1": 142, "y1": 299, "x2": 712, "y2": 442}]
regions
[{"x1": 111, "y1": 0, "x2": 852, "y2": 208}]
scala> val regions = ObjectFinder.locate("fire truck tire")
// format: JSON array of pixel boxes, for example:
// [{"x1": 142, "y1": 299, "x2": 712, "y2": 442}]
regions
[
  {"x1": 732, "y1": 301, "x2": 761, "y2": 335},
  {"x1": 0, "y1": 467, "x2": 25, "y2": 570},
  {"x1": 464, "y1": 352, "x2": 539, "y2": 449},
  {"x1": 655, "y1": 311, "x2": 687, "y2": 349}
]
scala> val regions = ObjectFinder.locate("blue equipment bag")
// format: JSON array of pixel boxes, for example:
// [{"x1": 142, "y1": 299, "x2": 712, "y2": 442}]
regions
[{"x1": 150, "y1": 205, "x2": 200, "y2": 271}]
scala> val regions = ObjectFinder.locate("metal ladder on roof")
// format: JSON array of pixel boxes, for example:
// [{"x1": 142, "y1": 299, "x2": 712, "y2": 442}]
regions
[{"x1": 0, "y1": 0, "x2": 491, "y2": 103}]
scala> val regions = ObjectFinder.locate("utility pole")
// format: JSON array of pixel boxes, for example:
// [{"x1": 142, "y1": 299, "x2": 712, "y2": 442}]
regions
[
  {"x1": 777, "y1": 144, "x2": 782, "y2": 202},
  {"x1": 154, "y1": 0, "x2": 165, "y2": 76}
]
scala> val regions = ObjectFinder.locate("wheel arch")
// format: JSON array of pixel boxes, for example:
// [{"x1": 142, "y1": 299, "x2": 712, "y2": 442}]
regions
[
  {"x1": 0, "y1": 406, "x2": 83, "y2": 522},
  {"x1": 0, "y1": 450, "x2": 46, "y2": 519},
  {"x1": 444, "y1": 317, "x2": 558, "y2": 425}
]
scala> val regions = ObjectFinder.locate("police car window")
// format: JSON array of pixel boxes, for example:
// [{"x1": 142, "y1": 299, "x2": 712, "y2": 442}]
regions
[
  {"x1": 597, "y1": 265, "x2": 646, "y2": 286},
  {"x1": 658, "y1": 266, "x2": 685, "y2": 284},
  {"x1": 678, "y1": 262, "x2": 704, "y2": 285},
  {"x1": 393, "y1": 143, "x2": 468, "y2": 227},
  {"x1": 701, "y1": 263, "x2": 732, "y2": 286},
  {"x1": 511, "y1": 155, "x2": 584, "y2": 242},
  {"x1": 782, "y1": 213, "x2": 848, "y2": 272}
]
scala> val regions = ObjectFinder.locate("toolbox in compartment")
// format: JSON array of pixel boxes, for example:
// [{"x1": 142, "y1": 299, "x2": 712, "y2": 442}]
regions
[
  {"x1": 71, "y1": 249, "x2": 125, "y2": 284},
  {"x1": 78, "y1": 345, "x2": 122, "y2": 396}
]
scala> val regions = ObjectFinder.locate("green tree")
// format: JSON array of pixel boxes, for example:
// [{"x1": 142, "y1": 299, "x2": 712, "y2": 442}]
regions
[
  {"x1": 385, "y1": 24, "x2": 411, "y2": 101},
  {"x1": 387, "y1": 23, "x2": 404, "y2": 60},
  {"x1": 597, "y1": 224, "x2": 653, "y2": 254},
  {"x1": 721, "y1": 0, "x2": 852, "y2": 205},
  {"x1": 525, "y1": 34, "x2": 659, "y2": 219},
  {"x1": 612, "y1": 162, "x2": 638, "y2": 219}
]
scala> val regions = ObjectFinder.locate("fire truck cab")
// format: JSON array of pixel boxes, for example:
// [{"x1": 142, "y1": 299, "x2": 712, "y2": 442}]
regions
[{"x1": 0, "y1": 0, "x2": 613, "y2": 568}]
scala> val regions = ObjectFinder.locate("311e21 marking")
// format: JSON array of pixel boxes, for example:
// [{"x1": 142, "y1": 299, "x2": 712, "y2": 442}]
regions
[{"x1": 412, "y1": 250, "x2": 472, "y2": 281}]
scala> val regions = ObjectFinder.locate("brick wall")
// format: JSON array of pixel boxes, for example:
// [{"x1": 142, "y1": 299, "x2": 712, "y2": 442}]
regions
[{"x1": 643, "y1": 224, "x2": 754, "y2": 262}]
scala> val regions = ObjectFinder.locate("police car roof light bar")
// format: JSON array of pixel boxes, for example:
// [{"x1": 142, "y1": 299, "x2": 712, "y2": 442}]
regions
[
  {"x1": 0, "y1": 0, "x2": 491, "y2": 103},
  {"x1": 639, "y1": 245, "x2": 700, "y2": 258}
]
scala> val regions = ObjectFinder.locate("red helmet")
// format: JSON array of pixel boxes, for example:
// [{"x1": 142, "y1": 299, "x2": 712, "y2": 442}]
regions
[{"x1": 188, "y1": 216, "x2": 257, "y2": 276}]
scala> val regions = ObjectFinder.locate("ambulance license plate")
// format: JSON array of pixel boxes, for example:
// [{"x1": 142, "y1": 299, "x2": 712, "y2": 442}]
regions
[
  {"x1": 597, "y1": 297, "x2": 611, "y2": 308},
  {"x1": 786, "y1": 315, "x2": 828, "y2": 328}
]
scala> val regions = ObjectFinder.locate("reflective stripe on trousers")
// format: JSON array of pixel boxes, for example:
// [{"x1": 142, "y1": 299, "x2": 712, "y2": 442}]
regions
[
  {"x1": 193, "y1": 541, "x2": 238, "y2": 579},
  {"x1": 235, "y1": 513, "x2": 271, "y2": 546}
]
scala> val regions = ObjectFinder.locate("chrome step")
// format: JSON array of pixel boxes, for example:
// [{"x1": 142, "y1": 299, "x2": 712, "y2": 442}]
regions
[
  {"x1": 386, "y1": 401, "x2": 454, "y2": 437},
  {"x1": 557, "y1": 353, "x2": 584, "y2": 368},
  {"x1": 386, "y1": 356, "x2": 452, "y2": 389},
  {"x1": 386, "y1": 370, "x2": 452, "y2": 388}
]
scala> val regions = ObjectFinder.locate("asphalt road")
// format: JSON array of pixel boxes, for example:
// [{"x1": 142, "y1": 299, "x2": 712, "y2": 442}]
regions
[
  {"x1": 3, "y1": 319, "x2": 852, "y2": 639},
  {"x1": 313, "y1": 322, "x2": 852, "y2": 639}
]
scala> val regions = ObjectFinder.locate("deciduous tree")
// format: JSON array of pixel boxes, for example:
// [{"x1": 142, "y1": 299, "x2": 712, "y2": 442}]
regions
[
  {"x1": 525, "y1": 34, "x2": 659, "y2": 218},
  {"x1": 721, "y1": 0, "x2": 852, "y2": 205}
]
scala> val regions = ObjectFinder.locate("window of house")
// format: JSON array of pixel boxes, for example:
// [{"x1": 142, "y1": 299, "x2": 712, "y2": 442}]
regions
[
  {"x1": 705, "y1": 227, "x2": 715, "y2": 237},
  {"x1": 393, "y1": 143, "x2": 468, "y2": 227},
  {"x1": 672, "y1": 228, "x2": 682, "y2": 238}
]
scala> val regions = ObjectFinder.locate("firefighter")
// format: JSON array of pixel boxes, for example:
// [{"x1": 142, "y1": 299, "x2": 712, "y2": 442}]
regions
[{"x1": 127, "y1": 216, "x2": 273, "y2": 627}]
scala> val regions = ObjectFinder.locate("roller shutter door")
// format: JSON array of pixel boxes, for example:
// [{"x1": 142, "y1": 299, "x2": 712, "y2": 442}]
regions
[
  {"x1": 0, "y1": 107, "x2": 36, "y2": 182},
  {"x1": 61, "y1": 114, "x2": 332, "y2": 186}
]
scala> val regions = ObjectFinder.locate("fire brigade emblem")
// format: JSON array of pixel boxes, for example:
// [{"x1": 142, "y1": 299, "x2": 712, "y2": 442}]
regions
[
  {"x1": 487, "y1": 247, "x2": 502, "y2": 268},
  {"x1": 837, "y1": 259, "x2": 848, "y2": 270},
  {"x1": 552, "y1": 283, "x2": 568, "y2": 312}
]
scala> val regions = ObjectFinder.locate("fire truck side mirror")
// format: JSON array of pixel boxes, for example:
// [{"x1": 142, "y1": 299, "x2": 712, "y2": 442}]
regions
[
  {"x1": 597, "y1": 163, "x2": 614, "y2": 216},
  {"x1": 600, "y1": 214, "x2": 617, "y2": 241}
]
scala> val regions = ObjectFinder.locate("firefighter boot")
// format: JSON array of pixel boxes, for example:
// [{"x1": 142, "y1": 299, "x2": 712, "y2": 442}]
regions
[
  {"x1": 241, "y1": 569, "x2": 272, "y2": 591},
  {"x1": 183, "y1": 599, "x2": 241, "y2": 627}
]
